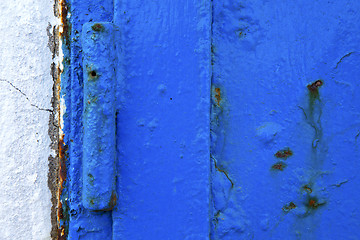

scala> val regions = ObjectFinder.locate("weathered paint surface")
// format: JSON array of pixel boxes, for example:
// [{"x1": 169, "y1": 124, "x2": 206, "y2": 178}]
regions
[
  {"x1": 62, "y1": 0, "x2": 211, "y2": 239},
  {"x1": 211, "y1": 1, "x2": 360, "y2": 239},
  {"x1": 60, "y1": 0, "x2": 115, "y2": 238},
  {"x1": 63, "y1": 0, "x2": 360, "y2": 239}
]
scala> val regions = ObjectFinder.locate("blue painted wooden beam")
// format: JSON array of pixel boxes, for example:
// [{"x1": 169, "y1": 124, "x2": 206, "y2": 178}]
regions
[
  {"x1": 62, "y1": 0, "x2": 211, "y2": 239},
  {"x1": 111, "y1": 0, "x2": 212, "y2": 239},
  {"x1": 62, "y1": 0, "x2": 115, "y2": 239}
]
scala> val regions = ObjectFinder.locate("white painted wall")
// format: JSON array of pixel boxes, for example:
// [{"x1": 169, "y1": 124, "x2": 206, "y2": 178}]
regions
[{"x1": 0, "y1": 0, "x2": 55, "y2": 239}]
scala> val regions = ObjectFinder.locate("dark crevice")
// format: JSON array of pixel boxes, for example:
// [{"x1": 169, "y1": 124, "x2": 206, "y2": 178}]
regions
[
  {"x1": 212, "y1": 155, "x2": 234, "y2": 188},
  {"x1": 209, "y1": 0, "x2": 215, "y2": 238},
  {"x1": 335, "y1": 52, "x2": 355, "y2": 69}
]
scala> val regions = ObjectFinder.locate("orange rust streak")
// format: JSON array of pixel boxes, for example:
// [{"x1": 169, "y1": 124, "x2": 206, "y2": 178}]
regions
[
  {"x1": 214, "y1": 160, "x2": 234, "y2": 188},
  {"x1": 307, "y1": 80, "x2": 323, "y2": 92},
  {"x1": 59, "y1": 0, "x2": 70, "y2": 41},
  {"x1": 57, "y1": 0, "x2": 69, "y2": 238},
  {"x1": 214, "y1": 88, "x2": 221, "y2": 106},
  {"x1": 57, "y1": 135, "x2": 68, "y2": 238}
]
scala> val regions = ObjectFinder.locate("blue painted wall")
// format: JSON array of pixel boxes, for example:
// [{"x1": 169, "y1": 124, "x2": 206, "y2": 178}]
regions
[{"x1": 211, "y1": 1, "x2": 360, "y2": 239}]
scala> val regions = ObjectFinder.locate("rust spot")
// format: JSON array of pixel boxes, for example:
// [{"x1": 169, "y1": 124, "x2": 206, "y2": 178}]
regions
[
  {"x1": 58, "y1": 137, "x2": 68, "y2": 182},
  {"x1": 214, "y1": 88, "x2": 221, "y2": 106},
  {"x1": 55, "y1": 1, "x2": 71, "y2": 238},
  {"x1": 274, "y1": 148, "x2": 293, "y2": 159},
  {"x1": 271, "y1": 162, "x2": 287, "y2": 171},
  {"x1": 92, "y1": 23, "x2": 104, "y2": 32},
  {"x1": 58, "y1": 0, "x2": 71, "y2": 43},
  {"x1": 282, "y1": 202, "x2": 297, "y2": 212},
  {"x1": 94, "y1": 191, "x2": 118, "y2": 212},
  {"x1": 57, "y1": 135, "x2": 69, "y2": 240},
  {"x1": 307, "y1": 198, "x2": 325, "y2": 209},
  {"x1": 303, "y1": 196, "x2": 326, "y2": 213},
  {"x1": 307, "y1": 80, "x2": 323, "y2": 97},
  {"x1": 302, "y1": 185, "x2": 313, "y2": 193}
]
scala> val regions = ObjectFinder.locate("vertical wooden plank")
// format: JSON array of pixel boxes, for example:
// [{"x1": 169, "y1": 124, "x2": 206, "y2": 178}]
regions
[
  {"x1": 211, "y1": 0, "x2": 360, "y2": 239},
  {"x1": 63, "y1": 0, "x2": 115, "y2": 239},
  {"x1": 112, "y1": 0, "x2": 211, "y2": 239}
]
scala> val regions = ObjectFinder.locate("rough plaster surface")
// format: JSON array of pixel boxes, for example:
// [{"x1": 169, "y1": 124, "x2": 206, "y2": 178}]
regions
[{"x1": 0, "y1": 0, "x2": 55, "y2": 239}]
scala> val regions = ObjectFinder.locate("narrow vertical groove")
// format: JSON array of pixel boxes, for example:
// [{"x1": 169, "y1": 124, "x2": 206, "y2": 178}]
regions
[{"x1": 209, "y1": 0, "x2": 215, "y2": 238}]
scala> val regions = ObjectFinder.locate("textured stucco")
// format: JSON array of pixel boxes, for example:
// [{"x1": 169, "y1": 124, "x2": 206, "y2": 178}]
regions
[{"x1": 0, "y1": 0, "x2": 55, "y2": 239}]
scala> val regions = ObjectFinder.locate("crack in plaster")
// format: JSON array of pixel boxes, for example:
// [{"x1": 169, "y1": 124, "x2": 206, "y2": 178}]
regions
[{"x1": 0, "y1": 79, "x2": 53, "y2": 112}]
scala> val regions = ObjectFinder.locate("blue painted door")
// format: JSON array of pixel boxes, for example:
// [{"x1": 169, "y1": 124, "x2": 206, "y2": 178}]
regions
[{"x1": 61, "y1": 0, "x2": 360, "y2": 239}]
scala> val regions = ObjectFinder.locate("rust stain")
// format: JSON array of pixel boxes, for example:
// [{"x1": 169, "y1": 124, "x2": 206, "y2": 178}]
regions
[
  {"x1": 214, "y1": 160, "x2": 234, "y2": 188},
  {"x1": 53, "y1": 0, "x2": 70, "y2": 238},
  {"x1": 274, "y1": 148, "x2": 293, "y2": 159},
  {"x1": 302, "y1": 185, "x2": 313, "y2": 193},
  {"x1": 94, "y1": 191, "x2": 118, "y2": 212},
  {"x1": 57, "y1": 135, "x2": 68, "y2": 240},
  {"x1": 59, "y1": 0, "x2": 70, "y2": 42},
  {"x1": 271, "y1": 162, "x2": 287, "y2": 171},
  {"x1": 107, "y1": 191, "x2": 117, "y2": 211},
  {"x1": 282, "y1": 202, "x2": 297, "y2": 212},
  {"x1": 307, "y1": 80, "x2": 323, "y2": 97},
  {"x1": 307, "y1": 198, "x2": 325, "y2": 210},
  {"x1": 92, "y1": 23, "x2": 104, "y2": 32},
  {"x1": 214, "y1": 88, "x2": 221, "y2": 106}
]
